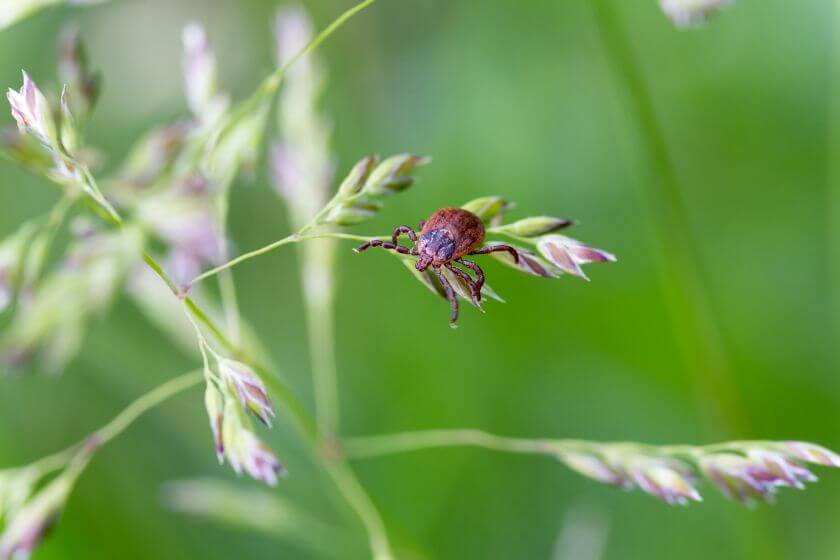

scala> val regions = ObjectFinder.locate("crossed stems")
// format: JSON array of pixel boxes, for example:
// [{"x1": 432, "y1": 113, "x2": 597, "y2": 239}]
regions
[
  {"x1": 17, "y1": 1, "x2": 395, "y2": 557},
  {"x1": 356, "y1": 224, "x2": 520, "y2": 325}
]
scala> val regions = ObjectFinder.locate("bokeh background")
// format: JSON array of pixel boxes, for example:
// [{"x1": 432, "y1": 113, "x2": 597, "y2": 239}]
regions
[{"x1": 1, "y1": 0, "x2": 838, "y2": 558}]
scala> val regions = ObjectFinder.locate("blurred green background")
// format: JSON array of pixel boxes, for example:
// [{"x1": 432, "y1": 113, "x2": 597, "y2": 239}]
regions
[{"x1": 1, "y1": 0, "x2": 838, "y2": 558}]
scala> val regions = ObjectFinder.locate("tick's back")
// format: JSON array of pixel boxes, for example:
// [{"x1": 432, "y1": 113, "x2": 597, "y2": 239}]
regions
[{"x1": 422, "y1": 207, "x2": 485, "y2": 258}]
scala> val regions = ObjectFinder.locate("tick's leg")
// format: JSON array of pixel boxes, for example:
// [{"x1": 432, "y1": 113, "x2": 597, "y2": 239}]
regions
[
  {"x1": 379, "y1": 241, "x2": 413, "y2": 256},
  {"x1": 356, "y1": 239, "x2": 413, "y2": 255},
  {"x1": 469, "y1": 244, "x2": 520, "y2": 264},
  {"x1": 433, "y1": 266, "x2": 459, "y2": 327},
  {"x1": 456, "y1": 258, "x2": 485, "y2": 295},
  {"x1": 391, "y1": 225, "x2": 418, "y2": 245},
  {"x1": 445, "y1": 263, "x2": 481, "y2": 301}
]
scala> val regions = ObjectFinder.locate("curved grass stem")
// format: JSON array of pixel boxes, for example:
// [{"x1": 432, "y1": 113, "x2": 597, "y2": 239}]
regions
[
  {"x1": 343, "y1": 430, "x2": 587, "y2": 459},
  {"x1": 189, "y1": 231, "x2": 385, "y2": 285},
  {"x1": 94, "y1": 371, "x2": 204, "y2": 446},
  {"x1": 25, "y1": 370, "x2": 204, "y2": 476},
  {"x1": 323, "y1": 461, "x2": 392, "y2": 560},
  {"x1": 213, "y1": 0, "x2": 377, "y2": 149},
  {"x1": 342, "y1": 430, "x2": 778, "y2": 464},
  {"x1": 292, "y1": 236, "x2": 385, "y2": 546},
  {"x1": 191, "y1": 234, "x2": 300, "y2": 284},
  {"x1": 163, "y1": 250, "x2": 394, "y2": 559}
]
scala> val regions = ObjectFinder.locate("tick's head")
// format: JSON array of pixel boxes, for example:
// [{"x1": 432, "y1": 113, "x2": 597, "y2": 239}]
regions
[{"x1": 416, "y1": 229, "x2": 455, "y2": 271}]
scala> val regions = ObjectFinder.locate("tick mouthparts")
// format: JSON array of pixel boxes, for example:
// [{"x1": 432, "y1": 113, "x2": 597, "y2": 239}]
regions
[{"x1": 415, "y1": 257, "x2": 432, "y2": 271}]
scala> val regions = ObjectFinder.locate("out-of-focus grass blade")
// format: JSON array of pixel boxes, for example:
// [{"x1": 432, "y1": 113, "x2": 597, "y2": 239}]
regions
[{"x1": 162, "y1": 479, "x2": 359, "y2": 558}]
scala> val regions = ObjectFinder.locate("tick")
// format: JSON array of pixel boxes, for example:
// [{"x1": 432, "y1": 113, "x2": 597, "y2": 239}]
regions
[{"x1": 356, "y1": 207, "x2": 520, "y2": 326}]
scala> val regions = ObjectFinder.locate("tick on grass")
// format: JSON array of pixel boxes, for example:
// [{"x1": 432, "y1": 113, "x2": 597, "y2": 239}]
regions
[{"x1": 356, "y1": 207, "x2": 520, "y2": 327}]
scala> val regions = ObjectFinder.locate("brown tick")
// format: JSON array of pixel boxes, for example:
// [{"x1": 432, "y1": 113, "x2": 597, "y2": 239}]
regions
[{"x1": 356, "y1": 207, "x2": 520, "y2": 326}]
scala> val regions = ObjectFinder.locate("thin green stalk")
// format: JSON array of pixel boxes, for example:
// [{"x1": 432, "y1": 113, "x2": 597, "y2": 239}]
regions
[
  {"x1": 144, "y1": 251, "x2": 239, "y2": 357},
  {"x1": 343, "y1": 429, "x2": 575, "y2": 458},
  {"x1": 254, "y1": 363, "x2": 392, "y2": 558},
  {"x1": 190, "y1": 231, "x2": 383, "y2": 285},
  {"x1": 182, "y1": 297, "x2": 237, "y2": 355},
  {"x1": 269, "y1": 0, "x2": 376, "y2": 93},
  {"x1": 592, "y1": 0, "x2": 747, "y2": 437},
  {"x1": 94, "y1": 371, "x2": 204, "y2": 445},
  {"x1": 322, "y1": 460, "x2": 392, "y2": 560},
  {"x1": 26, "y1": 370, "x2": 203, "y2": 474},
  {"x1": 142, "y1": 252, "x2": 178, "y2": 293},
  {"x1": 319, "y1": 232, "x2": 380, "y2": 243},
  {"x1": 342, "y1": 430, "x2": 779, "y2": 463},
  {"x1": 191, "y1": 233, "x2": 300, "y2": 284},
  {"x1": 215, "y1": 0, "x2": 376, "y2": 143}
]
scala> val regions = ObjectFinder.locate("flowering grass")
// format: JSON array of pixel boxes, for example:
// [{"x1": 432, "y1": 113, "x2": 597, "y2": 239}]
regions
[{"x1": 0, "y1": 0, "x2": 837, "y2": 559}]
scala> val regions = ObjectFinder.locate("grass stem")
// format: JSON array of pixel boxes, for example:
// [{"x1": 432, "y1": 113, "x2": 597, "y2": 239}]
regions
[{"x1": 189, "y1": 231, "x2": 384, "y2": 285}]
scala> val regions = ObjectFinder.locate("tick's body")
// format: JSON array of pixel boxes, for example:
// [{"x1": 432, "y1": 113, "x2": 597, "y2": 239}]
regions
[
  {"x1": 416, "y1": 208, "x2": 485, "y2": 269},
  {"x1": 356, "y1": 207, "x2": 520, "y2": 326}
]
